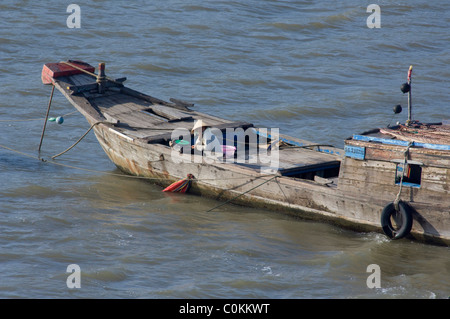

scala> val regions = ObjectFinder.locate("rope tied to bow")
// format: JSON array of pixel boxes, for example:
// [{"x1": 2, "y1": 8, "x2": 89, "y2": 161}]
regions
[{"x1": 394, "y1": 141, "x2": 414, "y2": 211}]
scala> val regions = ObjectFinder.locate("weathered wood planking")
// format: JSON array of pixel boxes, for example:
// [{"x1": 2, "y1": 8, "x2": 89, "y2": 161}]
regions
[
  {"x1": 232, "y1": 146, "x2": 341, "y2": 174},
  {"x1": 149, "y1": 104, "x2": 193, "y2": 122},
  {"x1": 91, "y1": 94, "x2": 150, "y2": 115},
  {"x1": 54, "y1": 77, "x2": 106, "y2": 123},
  {"x1": 346, "y1": 139, "x2": 450, "y2": 168},
  {"x1": 338, "y1": 158, "x2": 399, "y2": 197},
  {"x1": 344, "y1": 138, "x2": 450, "y2": 202},
  {"x1": 69, "y1": 73, "x2": 96, "y2": 86},
  {"x1": 339, "y1": 154, "x2": 450, "y2": 206},
  {"x1": 278, "y1": 147, "x2": 340, "y2": 167}
]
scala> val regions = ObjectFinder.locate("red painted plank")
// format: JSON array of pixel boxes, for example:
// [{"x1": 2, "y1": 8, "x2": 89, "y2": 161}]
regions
[{"x1": 42, "y1": 61, "x2": 95, "y2": 85}]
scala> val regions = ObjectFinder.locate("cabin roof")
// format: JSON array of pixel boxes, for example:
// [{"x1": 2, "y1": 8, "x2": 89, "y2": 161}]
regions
[{"x1": 348, "y1": 123, "x2": 450, "y2": 152}]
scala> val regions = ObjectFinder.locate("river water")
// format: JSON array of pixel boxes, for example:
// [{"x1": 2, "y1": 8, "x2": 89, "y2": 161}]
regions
[{"x1": 0, "y1": 1, "x2": 449, "y2": 299}]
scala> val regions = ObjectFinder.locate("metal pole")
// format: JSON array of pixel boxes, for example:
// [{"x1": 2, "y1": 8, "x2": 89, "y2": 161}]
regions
[
  {"x1": 38, "y1": 84, "x2": 55, "y2": 153},
  {"x1": 407, "y1": 65, "x2": 413, "y2": 126},
  {"x1": 407, "y1": 79, "x2": 412, "y2": 125}
]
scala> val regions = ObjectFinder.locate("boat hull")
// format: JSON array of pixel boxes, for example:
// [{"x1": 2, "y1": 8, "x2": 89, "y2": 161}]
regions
[{"x1": 92, "y1": 123, "x2": 450, "y2": 246}]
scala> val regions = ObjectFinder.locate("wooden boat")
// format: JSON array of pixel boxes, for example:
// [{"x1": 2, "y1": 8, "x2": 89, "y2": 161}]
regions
[{"x1": 41, "y1": 61, "x2": 450, "y2": 246}]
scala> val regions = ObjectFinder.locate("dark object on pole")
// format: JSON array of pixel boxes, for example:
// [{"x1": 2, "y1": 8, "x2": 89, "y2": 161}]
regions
[
  {"x1": 400, "y1": 82, "x2": 410, "y2": 93},
  {"x1": 393, "y1": 104, "x2": 402, "y2": 114}
]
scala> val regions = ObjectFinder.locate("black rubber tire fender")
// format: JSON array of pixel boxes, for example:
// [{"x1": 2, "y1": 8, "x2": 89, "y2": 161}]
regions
[{"x1": 380, "y1": 201, "x2": 413, "y2": 239}]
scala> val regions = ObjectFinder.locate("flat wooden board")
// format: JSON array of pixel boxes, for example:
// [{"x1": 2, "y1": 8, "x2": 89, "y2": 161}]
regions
[{"x1": 234, "y1": 146, "x2": 340, "y2": 173}]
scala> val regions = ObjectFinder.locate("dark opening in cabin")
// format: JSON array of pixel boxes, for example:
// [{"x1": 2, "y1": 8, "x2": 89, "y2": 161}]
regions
[
  {"x1": 251, "y1": 131, "x2": 341, "y2": 184},
  {"x1": 280, "y1": 164, "x2": 340, "y2": 180},
  {"x1": 395, "y1": 163, "x2": 422, "y2": 187}
]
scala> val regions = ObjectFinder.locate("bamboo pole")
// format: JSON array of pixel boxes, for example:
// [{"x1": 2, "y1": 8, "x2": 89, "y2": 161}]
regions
[{"x1": 38, "y1": 84, "x2": 55, "y2": 153}]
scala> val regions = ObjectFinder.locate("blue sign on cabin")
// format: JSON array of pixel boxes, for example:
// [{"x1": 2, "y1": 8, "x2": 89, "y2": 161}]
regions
[{"x1": 345, "y1": 145, "x2": 365, "y2": 160}]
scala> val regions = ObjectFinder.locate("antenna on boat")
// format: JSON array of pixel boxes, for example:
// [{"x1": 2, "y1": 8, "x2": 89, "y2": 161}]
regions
[{"x1": 400, "y1": 65, "x2": 413, "y2": 126}]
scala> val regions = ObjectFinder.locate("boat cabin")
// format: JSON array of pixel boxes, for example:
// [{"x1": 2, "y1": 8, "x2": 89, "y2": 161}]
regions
[{"x1": 341, "y1": 123, "x2": 450, "y2": 206}]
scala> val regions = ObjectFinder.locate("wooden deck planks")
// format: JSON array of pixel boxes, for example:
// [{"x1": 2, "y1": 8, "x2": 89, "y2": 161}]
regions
[
  {"x1": 277, "y1": 147, "x2": 340, "y2": 167},
  {"x1": 70, "y1": 73, "x2": 96, "y2": 86}
]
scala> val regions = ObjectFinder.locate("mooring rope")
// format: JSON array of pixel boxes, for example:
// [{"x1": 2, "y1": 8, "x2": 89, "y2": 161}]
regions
[
  {"x1": 394, "y1": 141, "x2": 413, "y2": 210},
  {"x1": 51, "y1": 121, "x2": 104, "y2": 159},
  {"x1": 206, "y1": 175, "x2": 278, "y2": 212}
]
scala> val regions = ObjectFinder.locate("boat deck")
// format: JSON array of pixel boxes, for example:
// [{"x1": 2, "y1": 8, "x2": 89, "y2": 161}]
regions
[{"x1": 57, "y1": 73, "x2": 343, "y2": 181}]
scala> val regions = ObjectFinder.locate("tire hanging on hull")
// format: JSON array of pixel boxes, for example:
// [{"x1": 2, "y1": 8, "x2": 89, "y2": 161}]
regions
[{"x1": 380, "y1": 201, "x2": 413, "y2": 240}]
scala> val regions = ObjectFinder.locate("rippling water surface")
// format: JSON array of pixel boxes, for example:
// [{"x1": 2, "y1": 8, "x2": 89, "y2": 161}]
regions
[{"x1": 0, "y1": 1, "x2": 449, "y2": 298}]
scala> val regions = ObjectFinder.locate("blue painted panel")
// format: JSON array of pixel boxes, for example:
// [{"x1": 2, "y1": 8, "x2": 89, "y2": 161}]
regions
[
  {"x1": 353, "y1": 135, "x2": 410, "y2": 146},
  {"x1": 352, "y1": 135, "x2": 450, "y2": 151},
  {"x1": 344, "y1": 145, "x2": 365, "y2": 160}
]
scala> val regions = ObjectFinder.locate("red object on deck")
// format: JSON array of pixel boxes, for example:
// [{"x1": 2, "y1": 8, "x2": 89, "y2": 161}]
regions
[{"x1": 41, "y1": 60, "x2": 95, "y2": 85}]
